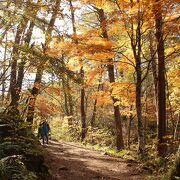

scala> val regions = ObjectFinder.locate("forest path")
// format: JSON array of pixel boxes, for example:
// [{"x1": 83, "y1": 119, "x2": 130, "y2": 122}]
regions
[{"x1": 44, "y1": 140, "x2": 147, "y2": 180}]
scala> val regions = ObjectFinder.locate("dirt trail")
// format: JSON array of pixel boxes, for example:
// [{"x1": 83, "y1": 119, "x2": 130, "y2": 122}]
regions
[{"x1": 44, "y1": 140, "x2": 147, "y2": 180}]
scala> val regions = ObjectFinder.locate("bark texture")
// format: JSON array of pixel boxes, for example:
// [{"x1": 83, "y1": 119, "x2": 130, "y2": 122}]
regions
[
  {"x1": 98, "y1": 8, "x2": 124, "y2": 150},
  {"x1": 154, "y1": 0, "x2": 167, "y2": 157}
]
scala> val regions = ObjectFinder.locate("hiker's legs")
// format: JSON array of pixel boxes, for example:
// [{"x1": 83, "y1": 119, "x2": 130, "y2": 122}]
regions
[
  {"x1": 45, "y1": 133, "x2": 48, "y2": 144},
  {"x1": 41, "y1": 134, "x2": 45, "y2": 144}
]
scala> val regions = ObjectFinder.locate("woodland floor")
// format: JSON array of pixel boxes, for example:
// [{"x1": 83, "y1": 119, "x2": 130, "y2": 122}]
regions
[{"x1": 43, "y1": 139, "x2": 148, "y2": 180}]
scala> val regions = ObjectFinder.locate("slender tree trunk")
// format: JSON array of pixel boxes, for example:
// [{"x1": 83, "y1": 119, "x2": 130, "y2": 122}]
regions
[
  {"x1": 1, "y1": 33, "x2": 8, "y2": 105},
  {"x1": 91, "y1": 99, "x2": 97, "y2": 127},
  {"x1": 128, "y1": 0, "x2": 145, "y2": 154},
  {"x1": 69, "y1": 0, "x2": 87, "y2": 140},
  {"x1": 66, "y1": 78, "x2": 74, "y2": 116},
  {"x1": 97, "y1": 8, "x2": 124, "y2": 150},
  {"x1": 108, "y1": 63, "x2": 124, "y2": 149},
  {"x1": 166, "y1": 73, "x2": 175, "y2": 135},
  {"x1": 91, "y1": 84, "x2": 101, "y2": 127},
  {"x1": 80, "y1": 68, "x2": 86, "y2": 141},
  {"x1": 63, "y1": 76, "x2": 74, "y2": 124},
  {"x1": 62, "y1": 77, "x2": 70, "y2": 116},
  {"x1": 15, "y1": 20, "x2": 37, "y2": 100},
  {"x1": 154, "y1": 0, "x2": 167, "y2": 157},
  {"x1": 9, "y1": 18, "x2": 28, "y2": 107},
  {"x1": 9, "y1": 0, "x2": 40, "y2": 108},
  {"x1": 137, "y1": 0, "x2": 144, "y2": 154},
  {"x1": 174, "y1": 112, "x2": 179, "y2": 140},
  {"x1": 26, "y1": 0, "x2": 61, "y2": 123},
  {"x1": 27, "y1": 66, "x2": 44, "y2": 122},
  {"x1": 149, "y1": 30, "x2": 158, "y2": 119},
  {"x1": 127, "y1": 105, "x2": 133, "y2": 149},
  {"x1": 68, "y1": 91, "x2": 74, "y2": 116},
  {"x1": 136, "y1": 59, "x2": 144, "y2": 153}
]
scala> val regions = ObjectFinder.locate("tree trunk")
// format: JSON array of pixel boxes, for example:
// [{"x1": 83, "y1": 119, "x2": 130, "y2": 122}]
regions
[
  {"x1": 149, "y1": 30, "x2": 158, "y2": 115},
  {"x1": 15, "y1": 20, "x2": 37, "y2": 102},
  {"x1": 66, "y1": 77, "x2": 74, "y2": 116},
  {"x1": 174, "y1": 112, "x2": 180, "y2": 140},
  {"x1": 97, "y1": 8, "x2": 124, "y2": 150},
  {"x1": 62, "y1": 77, "x2": 70, "y2": 116},
  {"x1": 154, "y1": 0, "x2": 167, "y2": 157},
  {"x1": 80, "y1": 68, "x2": 86, "y2": 141},
  {"x1": 127, "y1": 105, "x2": 133, "y2": 149},
  {"x1": 9, "y1": 19, "x2": 28, "y2": 107},
  {"x1": 1, "y1": 33, "x2": 8, "y2": 105},
  {"x1": 136, "y1": 61, "x2": 144, "y2": 154},
  {"x1": 91, "y1": 99, "x2": 97, "y2": 127},
  {"x1": 128, "y1": 0, "x2": 145, "y2": 154},
  {"x1": 166, "y1": 73, "x2": 175, "y2": 135},
  {"x1": 26, "y1": 0, "x2": 61, "y2": 123},
  {"x1": 68, "y1": 91, "x2": 74, "y2": 116},
  {"x1": 9, "y1": 0, "x2": 40, "y2": 108},
  {"x1": 27, "y1": 66, "x2": 44, "y2": 122},
  {"x1": 91, "y1": 84, "x2": 101, "y2": 127},
  {"x1": 69, "y1": 0, "x2": 87, "y2": 140}
]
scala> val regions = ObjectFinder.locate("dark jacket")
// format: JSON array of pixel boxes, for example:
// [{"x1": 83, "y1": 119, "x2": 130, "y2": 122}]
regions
[{"x1": 38, "y1": 122, "x2": 50, "y2": 136}]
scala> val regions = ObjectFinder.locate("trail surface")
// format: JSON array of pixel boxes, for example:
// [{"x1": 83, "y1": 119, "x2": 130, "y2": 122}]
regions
[{"x1": 44, "y1": 140, "x2": 147, "y2": 180}]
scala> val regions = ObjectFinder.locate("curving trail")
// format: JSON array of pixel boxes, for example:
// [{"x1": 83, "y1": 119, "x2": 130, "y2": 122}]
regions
[{"x1": 44, "y1": 140, "x2": 147, "y2": 180}]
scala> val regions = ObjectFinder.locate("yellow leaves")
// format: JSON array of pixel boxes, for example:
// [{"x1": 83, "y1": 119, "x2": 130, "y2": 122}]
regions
[
  {"x1": 83, "y1": 0, "x2": 115, "y2": 12},
  {"x1": 108, "y1": 24, "x2": 122, "y2": 37},
  {"x1": 85, "y1": 52, "x2": 115, "y2": 61},
  {"x1": 91, "y1": 90, "x2": 112, "y2": 107},
  {"x1": 96, "y1": 0, "x2": 115, "y2": 12},
  {"x1": 85, "y1": 67, "x2": 102, "y2": 85},
  {"x1": 114, "y1": 101, "x2": 120, "y2": 106},
  {"x1": 67, "y1": 56, "x2": 82, "y2": 71},
  {"x1": 111, "y1": 82, "x2": 136, "y2": 106},
  {"x1": 116, "y1": 62, "x2": 127, "y2": 71},
  {"x1": 167, "y1": 56, "x2": 180, "y2": 112},
  {"x1": 165, "y1": 47, "x2": 175, "y2": 56},
  {"x1": 86, "y1": 37, "x2": 113, "y2": 49},
  {"x1": 165, "y1": 43, "x2": 180, "y2": 59},
  {"x1": 40, "y1": 5, "x2": 48, "y2": 12}
]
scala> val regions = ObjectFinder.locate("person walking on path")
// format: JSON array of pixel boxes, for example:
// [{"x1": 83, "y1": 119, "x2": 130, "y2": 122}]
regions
[{"x1": 38, "y1": 120, "x2": 50, "y2": 145}]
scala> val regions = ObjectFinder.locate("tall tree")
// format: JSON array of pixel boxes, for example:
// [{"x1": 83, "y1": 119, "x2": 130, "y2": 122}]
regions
[
  {"x1": 154, "y1": 0, "x2": 167, "y2": 156},
  {"x1": 97, "y1": 8, "x2": 124, "y2": 150},
  {"x1": 69, "y1": 0, "x2": 87, "y2": 141},
  {"x1": 14, "y1": 0, "x2": 41, "y2": 108},
  {"x1": 9, "y1": 1, "x2": 30, "y2": 108},
  {"x1": 115, "y1": 0, "x2": 145, "y2": 152},
  {"x1": 27, "y1": 0, "x2": 61, "y2": 123}
]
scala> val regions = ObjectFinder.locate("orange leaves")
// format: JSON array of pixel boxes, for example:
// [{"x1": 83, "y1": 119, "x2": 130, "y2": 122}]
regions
[
  {"x1": 85, "y1": 37, "x2": 113, "y2": 49},
  {"x1": 85, "y1": 52, "x2": 115, "y2": 61},
  {"x1": 85, "y1": 67, "x2": 102, "y2": 85},
  {"x1": 47, "y1": 27, "x2": 116, "y2": 67},
  {"x1": 111, "y1": 82, "x2": 136, "y2": 106},
  {"x1": 90, "y1": 82, "x2": 136, "y2": 110},
  {"x1": 46, "y1": 86, "x2": 61, "y2": 96},
  {"x1": 36, "y1": 95, "x2": 60, "y2": 117},
  {"x1": 91, "y1": 90, "x2": 112, "y2": 107}
]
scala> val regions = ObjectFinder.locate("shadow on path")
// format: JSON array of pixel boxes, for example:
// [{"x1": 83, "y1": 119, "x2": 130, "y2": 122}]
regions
[{"x1": 43, "y1": 140, "x2": 146, "y2": 180}]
